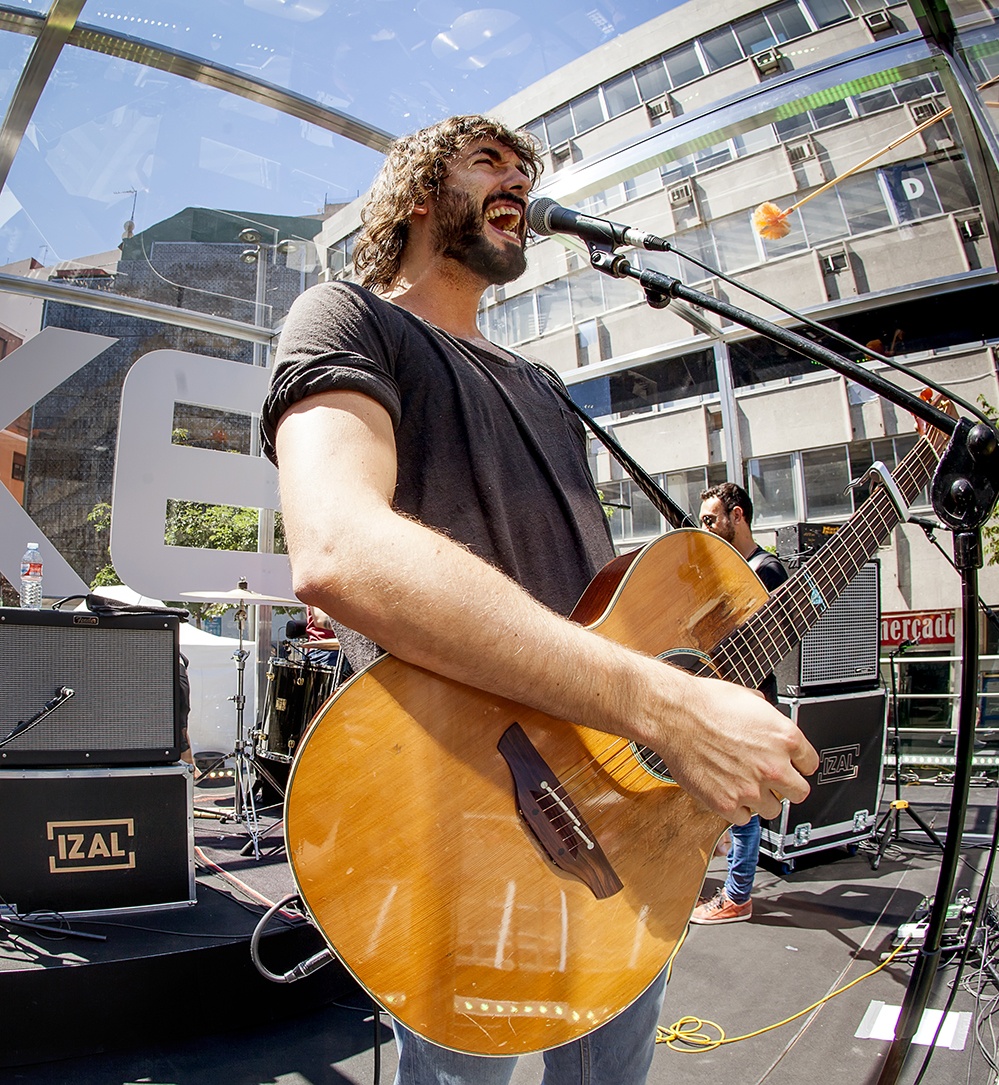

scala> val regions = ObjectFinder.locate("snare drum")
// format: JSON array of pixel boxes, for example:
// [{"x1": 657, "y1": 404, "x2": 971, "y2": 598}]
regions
[{"x1": 257, "y1": 658, "x2": 337, "y2": 762}]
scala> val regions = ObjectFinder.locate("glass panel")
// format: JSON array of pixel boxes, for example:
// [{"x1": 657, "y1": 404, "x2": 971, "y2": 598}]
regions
[
  {"x1": 712, "y1": 212, "x2": 760, "y2": 271},
  {"x1": 775, "y1": 113, "x2": 815, "y2": 140},
  {"x1": 700, "y1": 27, "x2": 743, "y2": 71},
  {"x1": 797, "y1": 187, "x2": 849, "y2": 245},
  {"x1": 694, "y1": 141, "x2": 734, "y2": 171},
  {"x1": 929, "y1": 156, "x2": 978, "y2": 213},
  {"x1": 766, "y1": 1, "x2": 812, "y2": 42},
  {"x1": 812, "y1": 98, "x2": 853, "y2": 127},
  {"x1": 569, "y1": 375, "x2": 612, "y2": 417},
  {"x1": 854, "y1": 87, "x2": 898, "y2": 115},
  {"x1": 623, "y1": 169, "x2": 661, "y2": 201},
  {"x1": 802, "y1": 446, "x2": 853, "y2": 518},
  {"x1": 636, "y1": 57, "x2": 670, "y2": 100},
  {"x1": 748, "y1": 454, "x2": 797, "y2": 526},
  {"x1": 604, "y1": 72, "x2": 640, "y2": 117},
  {"x1": 734, "y1": 14, "x2": 777, "y2": 55},
  {"x1": 537, "y1": 279, "x2": 571, "y2": 333},
  {"x1": 546, "y1": 104, "x2": 574, "y2": 145},
  {"x1": 525, "y1": 118, "x2": 548, "y2": 152},
  {"x1": 570, "y1": 90, "x2": 604, "y2": 135},
  {"x1": 1, "y1": 44, "x2": 382, "y2": 270},
  {"x1": 505, "y1": 293, "x2": 537, "y2": 343},
  {"x1": 735, "y1": 125, "x2": 778, "y2": 155},
  {"x1": 881, "y1": 162, "x2": 942, "y2": 223},
  {"x1": 839, "y1": 172, "x2": 893, "y2": 234},
  {"x1": 805, "y1": 0, "x2": 851, "y2": 27},
  {"x1": 663, "y1": 43, "x2": 703, "y2": 88},
  {"x1": 569, "y1": 269, "x2": 605, "y2": 319},
  {"x1": 666, "y1": 468, "x2": 709, "y2": 522}
]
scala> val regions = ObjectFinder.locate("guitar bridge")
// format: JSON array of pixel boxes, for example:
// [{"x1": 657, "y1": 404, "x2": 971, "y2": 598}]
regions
[{"x1": 498, "y1": 722, "x2": 623, "y2": 899}]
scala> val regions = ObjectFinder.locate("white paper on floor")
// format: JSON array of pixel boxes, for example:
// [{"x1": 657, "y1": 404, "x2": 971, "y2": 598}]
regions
[{"x1": 855, "y1": 1001, "x2": 972, "y2": 1050}]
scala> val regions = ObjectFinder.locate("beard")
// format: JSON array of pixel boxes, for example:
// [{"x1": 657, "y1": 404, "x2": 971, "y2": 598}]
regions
[{"x1": 432, "y1": 185, "x2": 526, "y2": 285}]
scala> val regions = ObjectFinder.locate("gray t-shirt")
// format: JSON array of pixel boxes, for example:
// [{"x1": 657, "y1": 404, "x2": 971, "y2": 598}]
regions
[{"x1": 261, "y1": 282, "x2": 615, "y2": 669}]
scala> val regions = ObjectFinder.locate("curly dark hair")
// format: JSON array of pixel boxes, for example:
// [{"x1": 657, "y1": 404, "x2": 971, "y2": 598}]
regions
[
  {"x1": 700, "y1": 481, "x2": 754, "y2": 526},
  {"x1": 352, "y1": 114, "x2": 542, "y2": 291}
]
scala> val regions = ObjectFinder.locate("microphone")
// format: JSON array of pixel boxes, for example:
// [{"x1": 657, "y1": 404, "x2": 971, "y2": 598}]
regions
[
  {"x1": 527, "y1": 197, "x2": 670, "y2": 252},
  {"x1": 908, "y1": 516, "x2": 944, "y2": 531}
]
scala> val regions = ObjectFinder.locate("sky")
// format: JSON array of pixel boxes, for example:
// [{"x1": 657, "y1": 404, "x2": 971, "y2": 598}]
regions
[{"x1": 0, "y1": 0, "x2": 679, "y2": 263}]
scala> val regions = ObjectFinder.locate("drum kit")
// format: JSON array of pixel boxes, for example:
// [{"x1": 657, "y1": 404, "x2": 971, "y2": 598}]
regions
[{"x1": 181, "y1": 578, "x2": 343, "y2": 858}]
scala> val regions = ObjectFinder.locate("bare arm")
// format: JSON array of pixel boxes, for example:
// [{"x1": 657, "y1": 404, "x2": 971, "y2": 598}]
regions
[{"x1": 275, "y1": 389, "x2": 818, "y2": 822}]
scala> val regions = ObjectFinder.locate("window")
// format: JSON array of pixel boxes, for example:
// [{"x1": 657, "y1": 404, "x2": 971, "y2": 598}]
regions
[
  {"x1": 735, "y1": 13, "x2": 779, "y2": 55},
  {"x1": 712, "y1": 212, "x2": 761, "y2": 272},
  {"x1": 748, "y1": 453, "x2": 797, "y2": 526},
  {"x1": 664, "y1": 43, "x2": 704, "y2": 87},
  {"x1": 854, "y1": 86, "x2": 897, "y2": 115},
  {"x1": 839, "y1": 172, "x2": 893, "y2": 234},
  {"x1": 601, "y1": 479, "x2": 663, "y2": 545},
  {"x1": 504, "y1": 293, "x2": 537, "y2": 343},
  {"x1": 797, "y1": 187, "x2": 849, "y2": 246},
  {"x1": 11, "y1": 452, "x2": 25, "y2": 482},
  {"x1": 546, "y1": 104, "x2": 574, "y2": 146},
  {"x1": 636, "y1": 58, "x2": 670, "y2": 100},
  {"x1": 604, "y1": 72, "x2": 640, "y2": 117},
  {"x1": 812, "y1": 98, "x2": 853, "y2": 127},
  {"x1": 524, "y1": 118, "x2": 547, "y2": 152},
  {"x1": 569, "y1": 270, "x2": 606, "y2": 321},
  {"x1": 804, "y1": 0, "x2": 851, "y2": 27},
  {"x1": 623, "y1": 169, "x2": 661, "y2": 201},
  {"x1": 929, "y1": 156, "x2": 978, "y2": 213},
  {"x1": 570, "y1": 90, "x2": 605, "y2": 135},
  {"x1": 881, "y1": 162, "x2": 942, "y2": 223},
  {"x1": 802, "y1": 446, "x2": 853, "y2": 518},
  {"x1": 766, "y1": 1, "x2": 811, "y2": 41},
  {"x1": 700, "y1": 27, "x2": 743, "y2": 71},
  {"x1": 537, "y1": 279, "x2": 571, "y2": 335}
]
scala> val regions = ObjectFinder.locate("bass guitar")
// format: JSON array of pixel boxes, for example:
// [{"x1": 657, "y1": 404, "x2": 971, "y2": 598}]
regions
[{"x1": 285, "y1": 404, "x2": 948, "y2": 1056}]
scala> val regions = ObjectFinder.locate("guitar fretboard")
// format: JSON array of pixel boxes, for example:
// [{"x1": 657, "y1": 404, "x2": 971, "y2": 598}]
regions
[{"x1": 708, "y1": 434, "x2": 941, "y2": 691}]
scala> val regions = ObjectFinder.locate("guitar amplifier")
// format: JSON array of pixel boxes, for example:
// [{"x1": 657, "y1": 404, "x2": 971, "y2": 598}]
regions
[
  {"x1": 0, "y1": 764, "x2": 195, "y2": 915},
  {"x1": 774, "y1": 560, "x2": 881, "y2": 697},
  {"x1": 760, "y1": 689, "x2": 886, "y2": 869},
  {"x1": 0, "y1": 607, "x2": 183, "y2": 766}
]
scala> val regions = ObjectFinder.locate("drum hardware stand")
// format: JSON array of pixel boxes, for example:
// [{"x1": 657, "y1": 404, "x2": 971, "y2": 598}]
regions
[
  {"x1": 183, "y1": 579, "x2": 299, "y2": 860},
  {"x1": 870, "y1": 642, "x2": 947, "y2": 870}
]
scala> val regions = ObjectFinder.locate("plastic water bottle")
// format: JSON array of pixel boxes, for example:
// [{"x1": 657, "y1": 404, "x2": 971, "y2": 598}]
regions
[{"x1": 19, "y1": 543, "x2": 43, "y2": 609}]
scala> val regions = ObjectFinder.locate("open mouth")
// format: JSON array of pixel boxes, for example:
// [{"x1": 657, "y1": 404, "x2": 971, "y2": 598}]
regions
[{"x1": 484, "y1": 203, "x2": 523, "y2": 239}]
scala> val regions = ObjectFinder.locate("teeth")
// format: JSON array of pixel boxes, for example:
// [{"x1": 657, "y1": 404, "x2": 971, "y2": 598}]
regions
[{"x1": 485, "y1": 206, "x2": 522, "y2": 234}]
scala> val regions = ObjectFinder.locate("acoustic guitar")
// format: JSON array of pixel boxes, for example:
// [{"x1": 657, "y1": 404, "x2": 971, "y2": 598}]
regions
[{"x1": 285, "y1": 406, "x2": 948, "y2": 1056}]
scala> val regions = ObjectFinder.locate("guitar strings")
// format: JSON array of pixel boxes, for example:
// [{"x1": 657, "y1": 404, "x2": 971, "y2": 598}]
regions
[{"x1": 532, "y1": 430, "x2": 942, "y2": 843}]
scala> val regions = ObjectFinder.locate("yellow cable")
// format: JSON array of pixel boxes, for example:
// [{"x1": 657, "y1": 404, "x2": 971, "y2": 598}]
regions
[{"x1": 657, "y1": 938, "x2": 910, "y2": 1051}]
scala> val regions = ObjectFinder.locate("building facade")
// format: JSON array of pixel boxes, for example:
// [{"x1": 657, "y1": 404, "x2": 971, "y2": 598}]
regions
[{"x1": 318, "y1": 0, "x2": 999, "y2": 761}]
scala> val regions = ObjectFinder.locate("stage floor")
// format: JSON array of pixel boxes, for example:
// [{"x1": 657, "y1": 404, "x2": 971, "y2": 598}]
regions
[{"x1": 3, "y1": 780, "x2": 997, "y2": 1085}]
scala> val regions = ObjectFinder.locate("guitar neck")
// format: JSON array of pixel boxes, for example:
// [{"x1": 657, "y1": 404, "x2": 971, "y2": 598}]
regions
[{"x1": 710, "y1": 434, "x2": 940, "y2": 691}]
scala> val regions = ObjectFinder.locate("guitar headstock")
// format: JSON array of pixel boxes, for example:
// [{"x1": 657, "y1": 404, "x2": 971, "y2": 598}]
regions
[{"x1": 915, "y1": 389, "x2": 957, "y2": 458}]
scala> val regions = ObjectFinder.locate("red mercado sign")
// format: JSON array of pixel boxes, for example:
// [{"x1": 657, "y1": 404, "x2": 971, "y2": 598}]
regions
[{"x1": 881, "y1": 610, "x2": 956, "y2": 647}]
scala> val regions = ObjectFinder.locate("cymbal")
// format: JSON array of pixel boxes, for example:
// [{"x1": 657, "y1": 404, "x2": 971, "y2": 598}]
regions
[{"x1": 181, "y1": 585, "x2": 300, "y2": 605}]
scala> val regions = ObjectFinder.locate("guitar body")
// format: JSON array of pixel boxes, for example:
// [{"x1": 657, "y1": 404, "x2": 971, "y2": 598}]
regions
[{"x1": 285, "y1": 530, "x2": 770, "y2": 1056}]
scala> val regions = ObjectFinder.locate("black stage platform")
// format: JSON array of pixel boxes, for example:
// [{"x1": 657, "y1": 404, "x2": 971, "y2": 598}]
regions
[{"x1": 3, "y1": 780, "x2": 997, "y2": 1085}]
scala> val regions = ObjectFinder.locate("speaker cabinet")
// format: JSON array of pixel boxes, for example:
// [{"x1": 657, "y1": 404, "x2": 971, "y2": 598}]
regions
[
  {"x1": 775, "y1": 560, "x2": 881, "y2": 697},
  {"x1": 759, "y1": 689, "x2": 886, "y2": 868},
  {"x1": 0, "y1": 764, "x2": 195, "y2": 915},
  {"x1": 0, "y1": 608, "x2": 182, "y2": 766}
]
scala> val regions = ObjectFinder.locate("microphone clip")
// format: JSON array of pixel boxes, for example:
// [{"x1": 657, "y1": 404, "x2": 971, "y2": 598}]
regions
[{"x1": 588, "y1": 246, "x2": 631, "y2": 278}]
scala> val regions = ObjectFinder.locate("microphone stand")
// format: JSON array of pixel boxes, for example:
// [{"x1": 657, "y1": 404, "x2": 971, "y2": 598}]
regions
[
  {"x1": 582, "y1": 240, "x2": 999, "y2": 1085},
  {"x1": 869, "y1": 643, "x2": 946, "y2": 871}
]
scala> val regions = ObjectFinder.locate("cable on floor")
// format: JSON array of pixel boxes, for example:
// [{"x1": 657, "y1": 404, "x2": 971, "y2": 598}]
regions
[{"x1": 656, "y1": 937, "x2": 910, "y2": 1051}]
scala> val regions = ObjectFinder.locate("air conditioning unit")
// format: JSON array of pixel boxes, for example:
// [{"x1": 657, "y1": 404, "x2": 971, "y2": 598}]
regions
[
  {"x1": 909, "y1": 99, "x2": 941, "y2": 125},
  {"x1": 551, "y1": 141, "x2": 579, "y2": 170},
  {"x1": 863, "y1": 9, "x2": 893, "y2": 33},
  {"x1": 786, "y1": 136, "x2": 817, "y2": 165},
  {"x1": 752, "y1": 48, "x2": 782, "y2": 75},
  {"x1": 820, "y1": 249, "x2": 848, "y2": 274},
  {"x1": 959, "y1": 215, "x2": 985, "y2": 240},
  {"x1": 667, "y1": 181, "x2": 694, "y2": 208},
  {"x1": 646, "y1": 94, "x2": 672, "y2": 122}
]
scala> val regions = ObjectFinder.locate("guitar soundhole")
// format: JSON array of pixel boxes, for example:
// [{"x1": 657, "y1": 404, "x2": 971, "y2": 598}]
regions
[{"x1": 632, "y1": 647, "x2": 714, "y2": 784}]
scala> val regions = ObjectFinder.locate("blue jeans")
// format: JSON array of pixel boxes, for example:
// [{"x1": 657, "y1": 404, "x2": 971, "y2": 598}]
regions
[
  {"x1": 724, "y1": 814, "x2": 761, "y2": 904},
  {"x1": 391, "y1": 968, "x2": 667, "y2": 1085}
]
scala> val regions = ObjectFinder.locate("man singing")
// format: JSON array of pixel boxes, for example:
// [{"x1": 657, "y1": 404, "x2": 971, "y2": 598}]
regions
[{"x1": 261, "y1": 114, "x2": 817, "y2": 1085}]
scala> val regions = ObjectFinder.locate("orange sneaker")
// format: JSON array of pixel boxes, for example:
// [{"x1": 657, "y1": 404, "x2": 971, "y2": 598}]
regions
[{"x1": 690, "y1": 889, "x2": 752, "y2": 925}]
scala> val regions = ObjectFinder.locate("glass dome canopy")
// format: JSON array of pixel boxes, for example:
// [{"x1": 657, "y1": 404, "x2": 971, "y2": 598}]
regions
[{"x1": 0, "y1": 0, "x2": 675, "y2": 265}]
